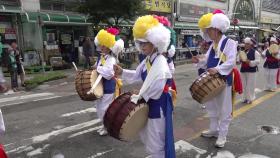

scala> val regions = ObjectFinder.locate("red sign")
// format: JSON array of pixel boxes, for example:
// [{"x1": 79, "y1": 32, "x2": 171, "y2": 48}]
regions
[{"x1": 233, "y1": 18, "x2": 239, "y2": 25}]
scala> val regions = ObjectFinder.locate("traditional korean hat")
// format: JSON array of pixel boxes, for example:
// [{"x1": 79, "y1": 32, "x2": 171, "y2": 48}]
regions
[
  {"x1": 94, "y1": 27, "x2": 124, "y2": 56},
  {"x1": 133, "y1": 15, "x2": 170, "y2": 54},
  {"x1": 198, "y1": 9, "x2": 230, "y2": 41}
]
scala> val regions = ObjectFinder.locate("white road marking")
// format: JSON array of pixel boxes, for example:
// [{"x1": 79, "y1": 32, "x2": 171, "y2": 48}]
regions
[
  {"x1": 145, "y1": 140, "x2": 207, "y2": 158},
  {"x1": 33, "y1": 96, "x2": 61, "y2": 102},
  {"x1": 7, "y1": 119, "x2": 101, "y2": 154},
  {"x1": 27, "y1": 144, "x2": 49, "y2": 157},
  {"x1": 6, "y1": 145, "x2": 28, "y2": 154},
  {"x1": 32, "y1": 119, "x2": 101, "y2": 143},
  {"x1": 88, "y1": 149, "x2": 114, "y2": 158},
  {"x1": 175, "y1": 140, "x2": 207, "y2": 155},
  {"x1": 61, "y1": 107, "x2": 97, "y2": 118},
  {"x1": 0, "y1": 93, "x2": 54, "y2": 103},
  {"x1": 68, "y1": 125, "x2": 103, "y2": 138}
]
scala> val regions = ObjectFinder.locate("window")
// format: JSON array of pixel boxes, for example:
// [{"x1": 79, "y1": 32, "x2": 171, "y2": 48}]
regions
[
  {"x1": 234, "y1": 0, "x2": 255, "y2": 21},
  {"x1": 262, "y1": 0, "x2": 280, "y2": 14}
]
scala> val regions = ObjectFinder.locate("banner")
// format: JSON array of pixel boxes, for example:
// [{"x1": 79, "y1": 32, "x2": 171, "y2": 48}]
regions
[{"x1": 145, "y1": 0, "x2": 172, "y2": 13}]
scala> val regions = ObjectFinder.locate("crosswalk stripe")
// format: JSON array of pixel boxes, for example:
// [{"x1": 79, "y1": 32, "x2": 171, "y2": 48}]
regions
[
  {"x1": 60, "y1": 107, "x2": 97, "y2": 118},
  {"x1": 0, "y1": 93, "x2": 54, "y2": 103}
]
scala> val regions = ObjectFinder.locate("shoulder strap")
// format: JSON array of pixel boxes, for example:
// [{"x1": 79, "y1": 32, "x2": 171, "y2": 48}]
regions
[{"x1": 220, "y1": 37, "x2": 229, "y2": 53}]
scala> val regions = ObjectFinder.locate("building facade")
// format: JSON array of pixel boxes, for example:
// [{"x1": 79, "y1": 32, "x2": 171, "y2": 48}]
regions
[
  {"x1": 174, "y1": 0, "x2": 279, "y2": 47},
  {"x1": 0, "y1": 0, "x2": 91, "y2": 66}
]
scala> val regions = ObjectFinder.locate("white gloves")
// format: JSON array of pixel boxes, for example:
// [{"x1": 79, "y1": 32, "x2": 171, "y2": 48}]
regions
[{"x1": 130, "y1": 94, "x2": 142, "y2": 104}]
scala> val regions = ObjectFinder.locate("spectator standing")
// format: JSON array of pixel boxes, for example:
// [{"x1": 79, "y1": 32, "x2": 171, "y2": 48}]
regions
[
  {"x1": 7, "y1": 42, "x2": 18, "y2": 91},
  {"x1": 82, "y1": 37, "x2": 93, "y2": 69},
  {"x1": 12, "y1": 41, "x2": 25, "y2": 87}
]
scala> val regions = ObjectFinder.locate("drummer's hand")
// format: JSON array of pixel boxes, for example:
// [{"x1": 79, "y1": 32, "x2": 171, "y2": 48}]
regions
[
  {"x1": 191, "y1": 56, "x2": 199, "y2": 63},
  {"x1": 207, "y1": 68, "x2": 218, "y2": 75},
  {"x1": 91, "y1": 65, "x2": 97, "y2": 70},
  {"x1": 114, "y1": 64, "x2": 123, "y2": 76},
  {"x1": 244, "y1": 60, "x2": 250, "y2": 64}
]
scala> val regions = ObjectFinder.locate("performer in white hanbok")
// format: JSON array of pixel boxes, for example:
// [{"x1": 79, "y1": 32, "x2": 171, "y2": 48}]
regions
[
  {"x1": 114, "y1": 15, "x2": 175, "y2": 158},
  {"x1": 192, "y1": 9, "x2": 237, "y2": 148},
  {"x1": 93, "y1": 28, "x2": 124, "y2": 136},
  {"x1": 261, "y1": 37, "x2": 280, "y2": 92},
  {"x1": 239, "y1": 37, "x2": 260, "y2": 104}
]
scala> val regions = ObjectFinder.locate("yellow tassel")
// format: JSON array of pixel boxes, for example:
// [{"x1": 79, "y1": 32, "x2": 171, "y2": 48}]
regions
[
  {"x1": 114, "y1": 78, "x2": 123, "y2": 98},
  {"x1": 170, "y1": 89, "x2": 177, "y2": 106}
]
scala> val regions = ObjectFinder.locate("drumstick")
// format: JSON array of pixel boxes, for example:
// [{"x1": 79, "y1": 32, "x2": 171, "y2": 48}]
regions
[
  {"x1": 72, "y1": 62, "x2": 78, "y2": 71},
  {"x1": 87, "y1": 74, "x2": 102, "y2": 94}
]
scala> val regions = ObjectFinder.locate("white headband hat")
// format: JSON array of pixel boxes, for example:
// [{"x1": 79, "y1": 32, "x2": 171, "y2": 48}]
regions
[
  {"x1": 198, "y1": 9, "x2": 230, "y2": 40},
  {"x1": 133, "y1": 15, "x2": 171, "y2": 54}
]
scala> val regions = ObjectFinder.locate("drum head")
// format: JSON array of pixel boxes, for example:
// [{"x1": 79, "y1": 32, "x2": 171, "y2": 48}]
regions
[
  {"x1": 269, "y1": 44, "x2": 279, "y2": 54},
  {"x1": 239, "y1": 51, "x2": 247, "y2": 62},
  {"x1": 90, "y1": 70, "x2": 103, "y2": 98},
  {"x1": 119, "y1": 103, "x2": 148, "y2": 141}
]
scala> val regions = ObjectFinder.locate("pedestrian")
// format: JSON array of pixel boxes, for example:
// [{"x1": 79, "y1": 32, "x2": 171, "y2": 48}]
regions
[
  {"x1": 93, "y1": 28, "x2": 124, "y2": 136},
  {"x1": 261, "y1": 37, "x2": 279, "y2": 92},
  {"x1": 12, "y1": 41, "x2": 25, "y2": 87},
  {"x1": 192, "y1": 9, "x2": 237, "y2": 148},
  {"x1": 114, "y1": 15, "x2": 175, "y2": 158},
  {"x1": 7, "y1": 42, "x2": 19, "y2": 92},
  {"x1": 239, "y1": 37, "x2": 260, "y2": 104},
  {"x1": 82, "y1": 37, "x2": 93, "y2": 69}
]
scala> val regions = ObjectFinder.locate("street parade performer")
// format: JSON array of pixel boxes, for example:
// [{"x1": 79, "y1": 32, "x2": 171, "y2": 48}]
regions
[
  {"x1": 114, "y1": 15, "x2": 175, "y2": 158},
  {"x1": 239, "y1": 37, "x2": 260, "y2": 104},
  {"x1": 192, "y1": 9, "x2": 241, "y2": 148},
  {"x1": 93, "y1": 27, "x2": 124, "y2": 136},
  {"x1": 261, "y1": 37, "x2": 280, "y2": 91}
]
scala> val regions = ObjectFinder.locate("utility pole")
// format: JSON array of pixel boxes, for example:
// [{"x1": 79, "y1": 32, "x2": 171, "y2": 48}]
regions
[
  {"x1": 37, "y1": 12, "x2": 45, "y2": 73},
  {"x1": 171, "y1": 0, "x2": 175, "y2": 28}
]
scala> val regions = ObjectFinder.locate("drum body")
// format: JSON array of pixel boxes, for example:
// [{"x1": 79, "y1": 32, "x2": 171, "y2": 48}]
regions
[
  {"x1": 239, "y1": 51, "x2": 247, "y2": 62},
  {"x1": 190, "y1": 72, "x2": 226, "y2": 104},
  {"x1": 104, "y1": 92, "x2": 148, "y2": 141},
  {"x1": 75, "y1": 70, "x2": 103, "y2": 101}
]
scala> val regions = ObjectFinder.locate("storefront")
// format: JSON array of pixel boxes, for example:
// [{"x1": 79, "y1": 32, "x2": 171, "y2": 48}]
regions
[
  {"x1": 20, "y1": 11, "x2": 91, "y2": 65},
  {"x1": 0, "y1": 5, "x2": 21, "y2": 48}
]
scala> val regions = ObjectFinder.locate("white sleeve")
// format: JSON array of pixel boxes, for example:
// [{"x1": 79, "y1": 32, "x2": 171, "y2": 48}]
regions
[
  {"x1": 197, "y1": 51, "x2": 210, "y2": 69},
  {"x1": 215, "y1": 39, "x2": 237, "y2": 75},
  {"x1": 141, "y1": 78, "x2": 167, "y2": 101},
  {"x1": 249, "y1": 51, "x2": 261, "y2": 67},
  {"x1": 121, "y1": 61, "x2": 144, "y2": 84},
  {"x1": 96, "y1": 57, "x2": 116, "y2": 80},
  {"x1": 168, "y1": 61, "x2": 175, "y2": 74}
]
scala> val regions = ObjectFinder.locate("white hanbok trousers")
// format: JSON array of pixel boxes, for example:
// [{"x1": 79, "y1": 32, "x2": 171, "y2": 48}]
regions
[
  {"x1": 241, "y1": 72, "x2": 257, "y2": 102},
  {"x1": 205, "y1": 85, "x2": 232, "y2": 137},
  {"x1": 95, "y1": 94, "x2": 114, "y2": 121},
  {"x1": 139, "y1": 109, "x2": 165, "y2": 158},
  {"x1": 264, "y1": 68, "x2": 278, "y2": 90}
]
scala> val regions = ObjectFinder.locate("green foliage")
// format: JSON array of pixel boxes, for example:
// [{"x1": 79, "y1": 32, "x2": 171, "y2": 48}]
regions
[
  {"x1": 79, "y1": 0, "x2": 146, "y2": 26},
  {"x1": 24, "y1": 65, "x2": 52, "y2": 74},
  {"x1": 25, "y1": 71, "x2": 66, "y2": 89}
]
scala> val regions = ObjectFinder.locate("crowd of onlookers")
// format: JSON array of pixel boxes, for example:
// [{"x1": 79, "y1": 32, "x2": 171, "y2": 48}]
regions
[{"x1": 0, "y1": 38, "x2": 25, "y2": 93}]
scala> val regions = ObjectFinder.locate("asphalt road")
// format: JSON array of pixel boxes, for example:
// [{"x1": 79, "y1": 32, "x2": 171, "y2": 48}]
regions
[{"x1": 1, "y1": 63, "x2": 280, "y2": 158}]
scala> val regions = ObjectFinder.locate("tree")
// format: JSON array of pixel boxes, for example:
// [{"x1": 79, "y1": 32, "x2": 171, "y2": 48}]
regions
[{"x1": 79, "y1": 0, "x2": 146, "y2": 26}]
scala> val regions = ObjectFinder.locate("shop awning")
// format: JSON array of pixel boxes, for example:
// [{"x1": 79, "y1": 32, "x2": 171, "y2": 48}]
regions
[
  {"x1": 174, "y1": 22, "x2": 198, "y2": 29},
  {"x1": 0, "y1": 5, "x2": 22, "y2": 13},
  {"x1": 22, "y1": 12, "x2": 91, "y2": 25}
]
